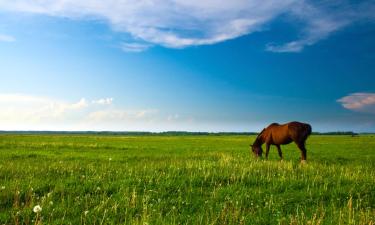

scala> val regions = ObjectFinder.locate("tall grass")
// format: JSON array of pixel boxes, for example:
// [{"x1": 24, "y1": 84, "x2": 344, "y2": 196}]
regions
[{"x1": 0, "y1": 135, "x2": 374, "y2": 224}]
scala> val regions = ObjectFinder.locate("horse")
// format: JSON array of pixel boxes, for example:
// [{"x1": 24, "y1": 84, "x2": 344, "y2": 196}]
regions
[{"x1": 250, "y1": 121, "x2": 312, "y2": 162}]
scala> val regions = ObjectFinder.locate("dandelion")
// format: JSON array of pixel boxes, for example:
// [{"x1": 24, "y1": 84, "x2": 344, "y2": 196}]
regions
[{"x1": 33, "y1": 205, "x2": 42, "y2": 213}]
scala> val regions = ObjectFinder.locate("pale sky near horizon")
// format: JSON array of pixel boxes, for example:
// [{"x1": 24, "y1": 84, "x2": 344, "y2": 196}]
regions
[{"x1": 0, "y1": 0, "x2": 375, "y2": 132}]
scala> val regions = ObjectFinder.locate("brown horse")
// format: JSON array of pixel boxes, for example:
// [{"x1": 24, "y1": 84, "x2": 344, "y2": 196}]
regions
[{"x1": 251, "y1": 122, "x2": 312, "y2": 161}]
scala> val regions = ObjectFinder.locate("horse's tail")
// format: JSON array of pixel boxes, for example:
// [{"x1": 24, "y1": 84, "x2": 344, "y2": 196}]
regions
[{"x1": 304, "y1": 123, "x2": 312, "y2": 139}]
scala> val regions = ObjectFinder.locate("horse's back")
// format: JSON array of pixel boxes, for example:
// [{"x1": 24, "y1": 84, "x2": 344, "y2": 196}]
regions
[
  {"x1": 266, "y1": 123, "x2": 282, "y2": 131},
  {"x1": 265, "y1": 123, "x2": 292, "y2": 144}
]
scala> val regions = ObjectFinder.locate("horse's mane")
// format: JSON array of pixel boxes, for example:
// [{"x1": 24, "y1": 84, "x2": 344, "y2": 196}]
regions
[
  {"x1": 253, "y1": 128, "x2": 265, "y2": 146},
  {"x1": 257, "y1": 128, "x2": 265, "y2": 139}
]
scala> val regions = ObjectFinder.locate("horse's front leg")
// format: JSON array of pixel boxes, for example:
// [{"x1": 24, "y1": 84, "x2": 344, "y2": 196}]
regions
[
  {"x1": 265, "y1": 143, "x2": 270, "y2": 159},
  {"x1": 276, "y1": 145, "x2": 283, "y2": 160}
]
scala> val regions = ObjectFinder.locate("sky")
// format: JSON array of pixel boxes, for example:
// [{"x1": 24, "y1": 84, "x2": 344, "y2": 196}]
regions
[{"x1": 0, "y1": 0, "x2": 375, "y2": 132}]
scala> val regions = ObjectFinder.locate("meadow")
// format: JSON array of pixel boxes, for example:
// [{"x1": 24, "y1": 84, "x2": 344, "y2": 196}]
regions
[{"x1": 0, "y1": 134, "x2": 374, "y2": 224}]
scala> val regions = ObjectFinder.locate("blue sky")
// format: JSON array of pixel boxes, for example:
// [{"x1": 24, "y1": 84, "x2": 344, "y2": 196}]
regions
[{"x1": 0, "y1": 0, "x2": 375, "y2": 132}]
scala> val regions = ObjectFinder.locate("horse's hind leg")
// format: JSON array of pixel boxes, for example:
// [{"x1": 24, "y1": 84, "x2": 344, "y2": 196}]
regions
[
  {"x1": 296, "y1": 142, "x2": 307, "y2": 161},
  {"x1": 276, "y1": 145, "x2": 283, "y2": 160}
]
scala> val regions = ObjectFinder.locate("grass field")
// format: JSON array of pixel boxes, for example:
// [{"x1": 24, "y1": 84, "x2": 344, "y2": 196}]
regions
[{"x1": 0, "y1": 134, "x2": 374, "y2": 224}]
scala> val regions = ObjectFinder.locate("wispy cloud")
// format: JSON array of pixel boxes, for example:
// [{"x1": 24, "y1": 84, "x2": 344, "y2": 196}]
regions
[
  {"x1": 271, "y1": 0, "x2": 375, "y2": 53},
  {"x1": 120, "y1": 42, "x2": 151, "y2": 53},
  {"x1": 0, "y1": 34, "x2": 15, "y2": 42},
  {"x1": 0, "y1": 1, "x2": 374, "y2": 52},
  {"x1": 338, "y1": 93, "x2": 375, "y2": 114}
]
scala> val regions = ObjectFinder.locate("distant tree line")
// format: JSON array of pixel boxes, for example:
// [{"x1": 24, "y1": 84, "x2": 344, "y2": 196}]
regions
[
  {"x1": 0, "y1": 131, "x2": 258, "y2": 136},
  {"x1": 311, "y1": 131, "x2": 358, "y2": 136},
  {"x1": 0, "y1": 131, "x2": 368, "y2": 136}
]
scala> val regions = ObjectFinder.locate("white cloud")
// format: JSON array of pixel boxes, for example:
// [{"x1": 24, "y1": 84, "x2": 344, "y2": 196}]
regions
[
  {"x1": 2, "y1": 0, "x2": 373, "y2": 52},
  {"x1": 0, "y1": 94, "x2": 88, "y2": 122},
  {"x1": 0, "y1": 94, "x2": 157, "y2": 130},
  {"x1": 70, "y1": 98, "x2": 88, "y2": 109},
  {"x1": 167, "y1": 114, "x2": 180, "y2": 122},
  {"x1": 338, "y1": 93, "x2": 375, "y2": 114},
  {"x1": 0, "y1": 34, "x2": 15, "y2": 42},
  {"x1": 92, "y1": 98, "x2": 113, "y2": 105}
]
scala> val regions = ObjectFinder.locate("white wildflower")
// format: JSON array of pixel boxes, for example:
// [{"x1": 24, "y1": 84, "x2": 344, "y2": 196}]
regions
[
  {"x1": 84, "y1": 210, "x2": 89, "y2": 216},
  {"x1": 1, "y1": 186, "x2": 5, "y2": 190},
  {"x1": 109, "y1": 158, "x2": 112, "y2": 161},
  {"x1": 33, "y1": 205, "x2": 42, "y2": 213},
  {"x1": 49, "y1": 201, "x2": 53, "y2": 206}
]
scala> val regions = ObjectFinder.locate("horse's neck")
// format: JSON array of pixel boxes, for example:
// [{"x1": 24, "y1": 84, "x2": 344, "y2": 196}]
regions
[{"x1": 254, "y1": 134, "x2": 265, "y2": 146}]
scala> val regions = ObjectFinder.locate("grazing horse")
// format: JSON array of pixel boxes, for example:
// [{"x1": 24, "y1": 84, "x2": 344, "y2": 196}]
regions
[{"x1": 251, "y1": 122, "x2": 312, "y2": 161}]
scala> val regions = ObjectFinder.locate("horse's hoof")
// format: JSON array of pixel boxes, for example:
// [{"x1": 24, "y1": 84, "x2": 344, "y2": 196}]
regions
[{"x1": 300, "y1": 160, "x2": 307, "y2": 164}]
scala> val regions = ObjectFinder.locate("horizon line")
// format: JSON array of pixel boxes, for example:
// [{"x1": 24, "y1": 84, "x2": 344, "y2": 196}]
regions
[{"x1": 0, "y1": 130, "x2": 367, "y2": 135}]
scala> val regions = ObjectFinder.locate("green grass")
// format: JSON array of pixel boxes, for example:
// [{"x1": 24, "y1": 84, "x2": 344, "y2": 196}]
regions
[{"x1": 0, "y1": 134, "x2": 374, "y2": 224}]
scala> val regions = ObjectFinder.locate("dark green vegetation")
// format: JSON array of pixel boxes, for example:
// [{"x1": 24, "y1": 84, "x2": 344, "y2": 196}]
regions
[{"x1": 0, "y1": 134, "x2": 374, "y2": 224}]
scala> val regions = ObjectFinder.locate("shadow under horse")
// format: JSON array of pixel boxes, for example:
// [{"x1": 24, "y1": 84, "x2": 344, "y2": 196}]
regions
[{"x1": 251, "y1": 121, "x2": 312, "y2": 162}]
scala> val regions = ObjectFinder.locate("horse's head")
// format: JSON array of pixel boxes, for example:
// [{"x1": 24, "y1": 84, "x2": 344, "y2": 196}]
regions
[
  {"x1": 250, "y1": 128, "x2": 265, "y2": 158},
  {"x1": 250, "y1": 144, "x2": 263, "y2": 157}
]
